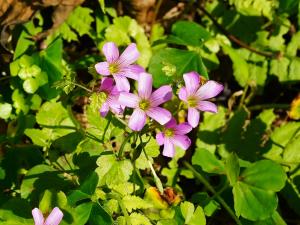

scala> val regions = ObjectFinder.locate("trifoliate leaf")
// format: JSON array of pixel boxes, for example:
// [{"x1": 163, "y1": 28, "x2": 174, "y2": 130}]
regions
[{"x1": 233, "y1": 160, "x2": 286, "y2": 220}]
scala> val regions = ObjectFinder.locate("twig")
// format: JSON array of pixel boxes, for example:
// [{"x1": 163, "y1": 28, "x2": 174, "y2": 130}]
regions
[
  {"x1": 152, "y1": 0, "x2": 164, "y2": 25},
  {"x1": 196, "y1": 5, "x2": 279, "y2": 58},
  {"x1": 184, "y1": 161, "x2": 242, "y2": 225}
]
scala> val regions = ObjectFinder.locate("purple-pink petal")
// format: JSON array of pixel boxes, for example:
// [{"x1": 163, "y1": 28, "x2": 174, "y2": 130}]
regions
[
  {"x1": 100, "y1": 77, "x2": 114, "y2": 92},
  {"x1": 44, "y1": 207, "x2": 63, "y2": 225},
  {"x1": 118, "y1": 43, "x2": 140, "y2": 66},
  {"x1": 196, "y1": 80, "x2": 224, "y2": 100},
  {"x1": 102, "y1": 42, "x2": 119, "y2": 63},
  {"x1": 138, "y1": 72, "x2": 152, "y2": 99},
  {"x1": 119, "y1": 92, "x2": 139, "y2": 108},
  {"x1": 114, "y1": 75, "x2": 130, "y2": 92},
  {"x1": 165, "y1": 117, "x2": 177, "y2": 129},
  {"x1": 183, "y1": 72, "x2": 200, "y2": 95},
  {"x1": 178, "y1": 87, "x2": 188, "y2": 101},
  {"x1": 95, "y1": 62, "x2": 110, "y2": 76},
  {"x1": 197, "y1": 100, "x2": 218, "y2": 113},
  {"x1": 188, "y1": 107, "x2": 200, "y2": 128},
  {"x1": 172, "y1": 135, "x2": 191, "y2": 150},
  {"x1": 146, "y1": 107, "x2": 171, "y2": 125},
  {"x1": 32, "y1": 208, "x2": 44, "y2": 225},
  {"x1": 156, "y1": 132, "x2": 165, "y2": 145},
  {"x1": 150, "y1": 85, "x2": 172, "y2": 107},
  {"x1": 100, "y1": 102, "x2": 109, "y2": 117},
  {"x1": 122, "y1": 64, "x2": 145, "y2": 80},
  {"x1": 128, "y1": 108, "x2": 147, "y2": 131},
  {"x1": 174, "y1": 123, "x2": 192, "y2": 135},
  {"x1": 162, "y1": 138, "x2": 175, "y2": 158}
]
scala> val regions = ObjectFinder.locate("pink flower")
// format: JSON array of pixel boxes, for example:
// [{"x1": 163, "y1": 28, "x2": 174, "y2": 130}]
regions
[
  {"x1": 178, "y1": 72, "x2": 223, "y2": 128},
  {"x1": 98, "y1": 77, "x2": 124, "y2": 117},
  {"x1": 95, "y1": 42, "x2": 144, "y2": 92},
  {"x1": 32, "y1": 207, "x2": 63, "y2": 225},
  {"x1": 119, "y1": 72, "x2": 172, "y2": 131},
  {"x1": 156, "y1": 118, "x2": 192, "y2": 158}
]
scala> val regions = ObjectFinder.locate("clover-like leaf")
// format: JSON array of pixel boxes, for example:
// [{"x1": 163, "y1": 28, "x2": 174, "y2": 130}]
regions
[{"x1": 233, "y1": 160, "x2": 286, "y2": 221}]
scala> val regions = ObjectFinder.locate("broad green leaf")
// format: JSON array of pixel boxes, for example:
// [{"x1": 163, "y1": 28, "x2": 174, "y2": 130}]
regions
[
  {"x1": 149, "y1": 48, "x2": 208, "y2": 87},
  {"x1": 0, "y1": 103, "x2": 12, "y2": 119},
  {"x1": 20, "y1": 164, "x2": 72, "y2": 199},
  {"x1": 96, "y1": 154, "x2": 133, "y2": 188},
  {"x1": 67, "y1": 6, "x2": 94, "y2": 37},
  {"x1": 233, "y1": 160, "x2": 287, "y2": 220},
  {"x1": 222, "y1": 45, "x2": 249, "y2": 87},
  {"x1": 180, "y1": 201, "x2": 195, "y2": 224},
  {"x1": 68, "y1": 190, "x2": 91, "y2": 206},
  {"x1": 165, "y1": 21, "x2": 211, "y2": 46},
  {"x1": 225, "y1": 153, "x2": 240, "y2": 186},
  {"x1": 89, "y1": 203, "x2": 113, "y2": 225},
  {"x1": 122, "y1": 195, "x2": 152, "y2": 213},
  {"x1": 24, "y1": 128, "x2": 50, "y2": 147},
  {"x1": 283, "y1": 135, "x2": 300, "y2": 168},
  {"x1": 192, "y1": 148, "x2": 225, "y2": 174},
  {"x1": 80, "y1": 172, "x2": 99, "y2": 195},
  {"x1": 23, "y1": 77, "x2": 39, "y2": 94},
  {"x1": 188, "y1": 206, "x2": 206, "y2": 225},
  {"x1": 0, "y1": 198, "x2": 33, "y2": 225},
  {"x1": 129, "y1": 212, "x2": 152, "y2": 225}
]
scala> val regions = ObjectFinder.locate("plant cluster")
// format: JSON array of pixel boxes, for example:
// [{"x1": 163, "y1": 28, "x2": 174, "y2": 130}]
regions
[{"x1": 0, "y1": 0, "x2": 300, "y2": 225}]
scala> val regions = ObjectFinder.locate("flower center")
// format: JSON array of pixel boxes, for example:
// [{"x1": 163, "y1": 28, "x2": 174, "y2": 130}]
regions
[
  {"x1": 187, "y1": 96, "x2": 198, "y2": 108},
  {"x1": 109, "y1": 63, "x2": 119, "y2": 74},
  {"x1": 165, "y1": 128, "x2": 174, "y2": 137},
  {"x1": 139, "y1": 99, "x2": 150, "y2": 110}
]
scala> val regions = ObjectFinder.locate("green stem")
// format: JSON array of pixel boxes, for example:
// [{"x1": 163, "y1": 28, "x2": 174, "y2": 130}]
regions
[
  {"x1": 85, "y1": 132, "x2": 103, "y2": 143},
  {"x1": 184, "y1": 161, "x2": 242, "y2": 225},
  {"x1": 70, "y1": 81, "x2": 93, "y2": 93},
  {"x1": 118, "y1": 132, "x2": 135, "y2": 158},
  {"x1": 102, "y1": 114, "x2": 112, "y2": 142},
  {"x1": 248, "y1": 104, "x2": 290, "y2": 111},
  {"x1": 238, "y1": 84, "x2": 249, "y2": 109},
  {"x1": 140, "y1": 136, "x2": 164, "y2": 194}
]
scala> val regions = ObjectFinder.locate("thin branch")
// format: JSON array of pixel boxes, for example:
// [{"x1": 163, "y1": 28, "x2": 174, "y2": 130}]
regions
[{"x1": 197, "y1": 5, "x2": 279, "y2": 58}]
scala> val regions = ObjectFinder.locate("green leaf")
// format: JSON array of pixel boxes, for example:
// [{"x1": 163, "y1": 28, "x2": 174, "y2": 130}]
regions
[
  {"x1": 0, "y1": 103, "x2": 12, "y2": 119},
  {"x1": 165, "y1": 21, "x2": 211, "y2": 46},
  {"x1": 225, "y1": 153, "x2": 240, "y2": 186},
  {"x1": 89, "y1": 203, "x2": 113, "y2": 225},
  {"x1": 222, "y1": 45, "x2": 249, "y2": 87},
  {"x1": 122, "y1": 195, "x2": 152, "y2": 213},
  {"x1": 20, "y1": 164, "x2": 72, "y2": 199},
  {"x1": 233, "y1": 160, "x2": 287, "y2": 221},
  {"x1": 129, "y1": 212, "x2": 152, "y2": 225},
  {"x1": 23, "y1": 78, "x2": 39, "y2": 94},
  {"x1": 68, "y1": 7, "x2": 94, "y2": 37},
  {"x1": 96, "y1": 154, "x2": 133, "y2": 188},
  {"x1": 80, "y1": 172, "x2": 99, "y2": 195},
  {"x1": 24, "y1": 128, "x2": 50, "y2": 147},
  {"x1": 149, "y1": 48, "x2": 208, "y2": 87},
  {"x1": 180, "y1": 201, "x2": 195, "y2": 224},
  {"x1": 192, "y1": 148, "x2": 225, "y2": 174},
  {"x1": 188, "y1": 206, "x2": 206, "y2": 225},
  {"x1": 0, "y1": 198, "x2": 33, "y2": 225},
  {"x1": 68, "y1": 190, "x2": 91, "y2": 206}
]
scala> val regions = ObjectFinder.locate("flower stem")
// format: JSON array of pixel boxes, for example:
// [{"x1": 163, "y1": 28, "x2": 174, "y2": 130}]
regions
[
  {"x1": 183, "y1": 161, "x2": 242, "y2": 225},
  {"x1": 140, "y1": 136, "x2": 164, "y2": 194},
  {"x1": 102, "y1": 114, "x2": 112, "y2": 142},
  {"x1": 118, "y1": 132, "x2": 135, "y2": 159}
]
